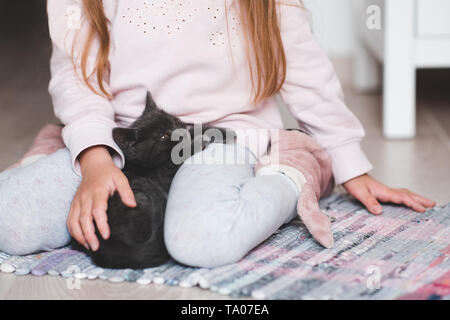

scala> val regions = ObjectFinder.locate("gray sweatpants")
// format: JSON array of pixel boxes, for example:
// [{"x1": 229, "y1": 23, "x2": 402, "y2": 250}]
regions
[{"x1": 0, "y1": 144, "x2": 298, "y2": 268}]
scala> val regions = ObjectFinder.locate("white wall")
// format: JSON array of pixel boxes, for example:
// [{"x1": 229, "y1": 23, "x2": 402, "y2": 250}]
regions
[{"x1": 303, "y1": 0, "x2": 356, "y2": 57}]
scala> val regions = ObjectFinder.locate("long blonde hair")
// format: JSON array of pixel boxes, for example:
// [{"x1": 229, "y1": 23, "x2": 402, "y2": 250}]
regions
[{"x1": 79, "y1": 0, "x2": 288, "y2": 104}]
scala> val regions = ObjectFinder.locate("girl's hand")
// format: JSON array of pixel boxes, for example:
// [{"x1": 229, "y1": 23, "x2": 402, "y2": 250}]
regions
[
  {"x1": 68, "y1": 146, "x2": 136, "y2": 251},
  {"x1": 343, "y1": 174, "x2": 435, "y2": 215}
]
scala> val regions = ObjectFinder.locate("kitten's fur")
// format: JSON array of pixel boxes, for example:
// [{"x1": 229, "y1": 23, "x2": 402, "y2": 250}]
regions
[{"x1": 78, "y1": 92, "x2": 234, "y2": 269}]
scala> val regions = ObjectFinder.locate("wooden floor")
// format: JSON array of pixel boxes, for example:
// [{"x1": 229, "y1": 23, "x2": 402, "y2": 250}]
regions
[
  {"x1": 0, "y1": 1, "x2": 449, "y2": 299},
  {"x1": 0, "y1": 272, "x2": 239, "y2": 300}
]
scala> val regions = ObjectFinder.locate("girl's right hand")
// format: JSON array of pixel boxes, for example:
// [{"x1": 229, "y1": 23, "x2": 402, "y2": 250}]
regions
[{"x1": 68, "y1": 146, "x2": 137, "y2": 251}]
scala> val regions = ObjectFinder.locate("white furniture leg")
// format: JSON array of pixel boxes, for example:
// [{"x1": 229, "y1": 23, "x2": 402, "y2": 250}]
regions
[
  {"x1": 353, "y1": 38, "x2": 380, "y2": 92},
  {"x1": 383, "y1": 0, "x2": 416, "y2": 138}
]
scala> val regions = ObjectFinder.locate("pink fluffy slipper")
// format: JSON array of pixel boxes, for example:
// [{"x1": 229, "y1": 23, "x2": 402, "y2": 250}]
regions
[
  {"x1": 6, "y1": 124, "x2": 65, "y2": 170},
  {"x1": 256, "y1": 129, "x2": 335, "y2": 248}
]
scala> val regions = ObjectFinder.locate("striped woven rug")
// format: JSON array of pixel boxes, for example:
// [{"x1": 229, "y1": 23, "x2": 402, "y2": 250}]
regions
[{"x1": 1, "y1": 194, "x2": 449, "y2": 300}]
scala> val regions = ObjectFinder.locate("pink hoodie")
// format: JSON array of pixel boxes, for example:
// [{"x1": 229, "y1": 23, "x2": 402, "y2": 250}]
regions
[{"x1": 47, "y1": 0, "x2": 373, "y2": 184}]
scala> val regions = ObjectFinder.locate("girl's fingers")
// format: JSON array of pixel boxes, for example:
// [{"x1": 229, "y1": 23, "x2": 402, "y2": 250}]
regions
[
  {"x1": 92, "y1": 191, "x2": 110, "y2": 240},
  {"x1": 404, "y1": 190, "x2": 435, "y2": 208},
  {"x1": 376, "y1": 185, "x2": 434, "y2": 211},
  {"x1": 115, "y1": 175, "x2": 137, "y2": 208},
  {"x1": 364, "y1": 194, "x2": 383, "y2": 215},
  {"x1": 403, "y1": 194, "x2": 427, "y2": 213},
  {"x1": 351, "y1": 185, "x2": 383, "y2": 215},
  {"x1": 68, "y1": 200, "x2": 89, "y2": 250},
  {"x1": 347, "y1": 176, "x2": 435, "y2": 215},
  {"x1": 80, "y1": 197, "x2": 99, "y2": 251},
  {"x1": 382, "y1": 189, "x2": 427, "y2": 213},
  {"x1": 400, "y1": 195, "x2": 426, "y2": 213}
]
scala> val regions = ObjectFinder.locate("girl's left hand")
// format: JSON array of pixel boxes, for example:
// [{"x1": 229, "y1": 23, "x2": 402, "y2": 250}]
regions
[{"x1": 343, "y1": 174, "x2": 435, "y2": 215}]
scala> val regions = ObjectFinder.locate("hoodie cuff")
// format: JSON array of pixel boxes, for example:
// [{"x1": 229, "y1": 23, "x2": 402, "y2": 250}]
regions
[
  {"x1": 327, "y1": 142, "x2": 373, "y2": 185},
  {"x1": 61, "y1": 120, "x2": 125, "y2": 176}
]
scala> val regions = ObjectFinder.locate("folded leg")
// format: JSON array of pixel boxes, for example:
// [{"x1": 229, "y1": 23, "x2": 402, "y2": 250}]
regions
[
  {"x1": 164, "y1": 143, "x2": 298, "y2": 268},
  {"x1": 0, "y1": 149, "x2": 80, "y2": 255}
]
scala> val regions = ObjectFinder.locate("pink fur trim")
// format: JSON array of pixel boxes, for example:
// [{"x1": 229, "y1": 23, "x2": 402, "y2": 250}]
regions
[{"x1": 256, "y1": 130, "x2": 335, "y2": 248}]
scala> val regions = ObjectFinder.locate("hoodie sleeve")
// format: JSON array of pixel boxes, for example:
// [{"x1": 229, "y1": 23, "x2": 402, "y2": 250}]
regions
[
  {"x1": 278, "y1": 1, "x2": 373, "y2": 184},
  {"x1": 47, "y1": 0, "x2": 124, "y2": 175}
]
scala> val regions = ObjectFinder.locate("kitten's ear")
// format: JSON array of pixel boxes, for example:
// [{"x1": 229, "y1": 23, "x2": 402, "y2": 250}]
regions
[
  {"x1": 144, "y1": 91, "x2": 158, "y2": 114},
  {"x1": 113, "y1": 128, "x2": 139, "y2": 147}
]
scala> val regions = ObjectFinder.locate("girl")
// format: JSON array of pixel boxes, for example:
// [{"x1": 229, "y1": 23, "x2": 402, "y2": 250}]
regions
[{"x1": 0, "y1": 0, "x2": 434, "y2": 268}]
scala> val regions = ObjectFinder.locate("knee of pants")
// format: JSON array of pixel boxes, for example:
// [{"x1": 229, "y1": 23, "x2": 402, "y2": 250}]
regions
[
  {"x1": 0, "y1": 180, "x2": 70, "y2": 256},
  {"x1": 0, "y1": 217, "x2": 38, "y2": 256},
  {"x1": 164, "y1": 201, "x2": 253, "y2": 268},
  {"x1": 0, "y1": 211, "x2": 70, "y2": 256},
  {"x1": 0, "y1": 180, "x2": 32, "y2": 255}
]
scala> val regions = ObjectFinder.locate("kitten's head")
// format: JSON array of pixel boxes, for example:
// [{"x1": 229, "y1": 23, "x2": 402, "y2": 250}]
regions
[{"x1": 112, "y1": 92, "x2": 186, "y2": 169}]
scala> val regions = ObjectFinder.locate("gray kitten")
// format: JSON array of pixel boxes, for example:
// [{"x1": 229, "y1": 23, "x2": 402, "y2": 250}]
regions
[{"x1": 80, "y1": 92, "x2": 234, "y2": 269}]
